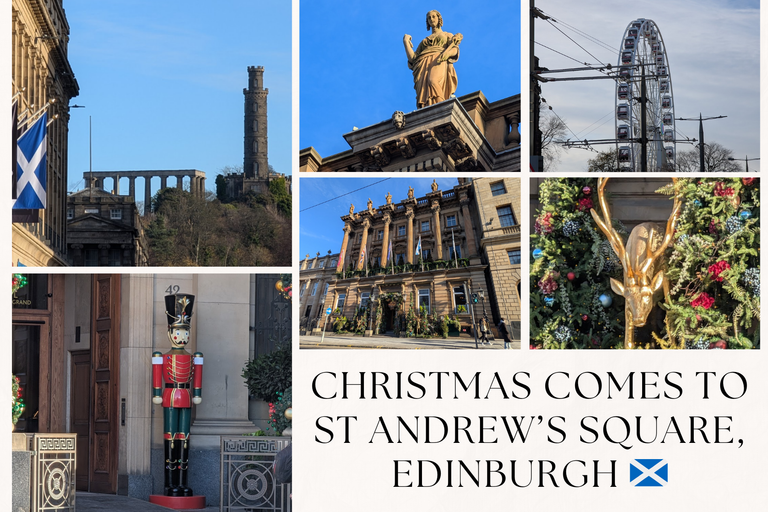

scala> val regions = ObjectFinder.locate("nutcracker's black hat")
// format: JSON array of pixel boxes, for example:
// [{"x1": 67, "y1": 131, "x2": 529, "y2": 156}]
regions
[{"x1": 165, "y1": 294, "x2": 195, "y2": 328}]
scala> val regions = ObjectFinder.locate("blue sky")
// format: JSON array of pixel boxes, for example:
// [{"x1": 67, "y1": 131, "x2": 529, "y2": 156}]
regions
[
  {"x1": 300, "y1": 177, "x2": 460, "y2": 259},
  {"x1": 536, "y1": 0, "x2": 760, "y2": 171},
  {"x1": 64, "y1": 0, "x2": 292, "y2": 202},
  {"x1": 300, "y1": 0, "x2": 521, "y2": 157}
]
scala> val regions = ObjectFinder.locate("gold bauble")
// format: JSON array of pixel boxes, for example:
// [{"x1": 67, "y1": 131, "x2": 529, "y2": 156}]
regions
[
  {"x1": 275, "y1": 281, "x2": 284, "y2": 292},
  {"x1": 284, "y1": 407, "x2": 292, "y2": 421}
]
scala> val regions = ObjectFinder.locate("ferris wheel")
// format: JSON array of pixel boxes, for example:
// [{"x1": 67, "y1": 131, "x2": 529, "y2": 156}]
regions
[{"x1": 614, "y1": 19, "x2": 675, "y2": 171}]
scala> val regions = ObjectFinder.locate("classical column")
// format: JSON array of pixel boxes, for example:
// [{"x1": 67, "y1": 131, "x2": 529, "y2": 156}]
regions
[
  {"x1": 144, "y1": 177, "x2": 152, "y2": 216},
  {"x1": 339, "y1": 224, "x2": 352, "y2": 270},
  {"x1": 460, "y1": 198, "x2": 477, "y2": 257},
  {"x1": 432, "y1": 202, "x2": 443, "y2": 260},
  {"x1": 160, "y1": 175, "x2": 167, "y2": 190},
  {"x1": 200, "y1": 177, "x2": 206, "y2": 197},
  {"x1": 381, "y1": 213, "x2": 391, "y2": 267},
  {"x1": 113, "y1": 175, "x2": 120, "y2": 195},
  {"x1": 129, "y1": 176, "x2": 136, "y2": 200},
  {"x1": 406, "y1": 209, "x2": 414, "y2": 264},
  {"x1": 177, "y1": 176, "x2": 184, "y2": 190},
  {"x1": 356, "y1": 218, "x2": 371, "y2": 270}
]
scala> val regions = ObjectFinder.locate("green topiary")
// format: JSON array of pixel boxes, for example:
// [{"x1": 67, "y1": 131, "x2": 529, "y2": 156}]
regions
[{"x1": 241, "y1": 342, "x2": 292, "y2": 403}]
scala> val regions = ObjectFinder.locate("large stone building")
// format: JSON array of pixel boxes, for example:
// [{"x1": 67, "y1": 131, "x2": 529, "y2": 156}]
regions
[
  {"x1": 223, "y1": 66, "x2": 291, "y2": 198},
  {"x1": 66, "y1": 186, "x2": 149, "y2": 266},
  {"x1": 300, "y1": 91, "x2": 520, "y2": 173},
  {"x1": 299, "y1": 178, "x2": 522, "y2": 340},
  {"x1": 12, "y1": 0, "x2": 79, "y2": 266},
  {"x1": 11, "y1": 274, "x2": 290, "y2": 505}
]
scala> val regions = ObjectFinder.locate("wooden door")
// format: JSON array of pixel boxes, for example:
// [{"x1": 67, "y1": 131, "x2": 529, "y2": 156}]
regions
[
  {"x1": 70, "y1": 350, "x2": 91, "y2": 491},
  {"x1": 89, "y1": 275, "x2": 121, "y2": 494},
  {"x1": 12, "y1": 324, "x2": 41, "y2": 432}
]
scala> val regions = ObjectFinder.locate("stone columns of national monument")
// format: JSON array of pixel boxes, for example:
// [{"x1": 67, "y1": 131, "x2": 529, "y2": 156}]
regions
[{"x1": 82, "y1": 170, "x2": 208, "y2": 216}]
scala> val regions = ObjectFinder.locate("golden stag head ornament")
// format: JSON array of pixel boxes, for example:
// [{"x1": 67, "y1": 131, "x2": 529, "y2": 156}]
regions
[{"x1": 590, "y1": 178, "x2": 682, "y2": 348}]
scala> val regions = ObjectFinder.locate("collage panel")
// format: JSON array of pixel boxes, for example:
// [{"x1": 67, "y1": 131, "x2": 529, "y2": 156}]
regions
[
  {"x1": 530, "y1": 177, "x2": 760, "y2": 349},
  {"x1": 11, "y1": 272, "x2": 292, "y2": 509},
  {"x1": 300, "y1": 177, "x2": 522, "y2": 349},
  {"x1": 531, "y1": 0, "x2": 759, "y2": 172},
  {"x1": 12, "y1": 0, "x2": 292, "y2": 268},
  {"x1": 299, "y1": 0, "x2": 521, "y2": 173}
]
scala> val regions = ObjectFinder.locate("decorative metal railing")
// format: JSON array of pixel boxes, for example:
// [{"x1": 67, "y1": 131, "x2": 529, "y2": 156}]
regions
[
  {"x1": 220, "y1": 436, "x2": 291, "y2": 512},
  {"x1": 29, "y1": 433, "x2": 76, "y2": 512},
  {"x1": 337, "y1": 258, "x2": 471, "y2": 279}
]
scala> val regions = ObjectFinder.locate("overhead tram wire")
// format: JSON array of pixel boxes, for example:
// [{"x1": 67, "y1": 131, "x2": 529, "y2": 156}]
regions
[
  {"x1": 545, "y1": 18, "x2": 612, "y2": 69},
  {"x1": 574, "y1": 109, "x2": 615, "y2": 140},
  {"x1": 299, "y1": 178, "x2": 391, "y2": 213},
  {"x1": 549, "y1": 17, "x2": 619, "y2": 56}
]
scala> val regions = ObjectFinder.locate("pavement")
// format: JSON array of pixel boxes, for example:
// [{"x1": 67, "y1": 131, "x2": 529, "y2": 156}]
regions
[
  {"x1": 76, "y1": 492, "x2": 218, "y2": 512},
  {"x1": 300, "y1": 333, "x2": 521, "y2": 350}
]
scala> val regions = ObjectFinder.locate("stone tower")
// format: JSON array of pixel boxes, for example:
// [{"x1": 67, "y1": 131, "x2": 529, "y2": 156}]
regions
[{"x1": 244, "y1": 66, "x2": 269, "y2": 180}]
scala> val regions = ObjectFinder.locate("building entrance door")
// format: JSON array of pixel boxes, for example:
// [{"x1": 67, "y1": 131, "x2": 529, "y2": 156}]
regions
[
  {"x1": 88, "y1": 275, "x2": 121, "y2": 494},
  {"x1": 12, "y1": 324, "x2": 42, "y2": 433},
  {"x1": 70, "y1": 350, "x2": 91, "y2": 491}
]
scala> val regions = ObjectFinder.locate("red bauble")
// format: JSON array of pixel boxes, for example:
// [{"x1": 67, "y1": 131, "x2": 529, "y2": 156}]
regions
[
  {"x1": 709, "y1": 340, "x2": 727, "y2": 350},
  {"x1": 581, "y1": 314, "x2": 588, "y2": 321},
  {"x1": 582, "y1": 186, "x2": 592, "y2": 195},
  {"x1": 567, "y1": 272, "x2": 575, "y2": 281}
]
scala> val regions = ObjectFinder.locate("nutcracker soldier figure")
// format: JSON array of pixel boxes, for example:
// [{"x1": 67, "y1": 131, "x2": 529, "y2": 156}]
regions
[{"x1": 152, "y1": 294, "x2": 203, "y2": 498}]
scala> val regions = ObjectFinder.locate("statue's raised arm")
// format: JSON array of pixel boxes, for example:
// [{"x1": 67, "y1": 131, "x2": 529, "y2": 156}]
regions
[{"x1": 406, "y1": 10, "x2": 462, "y2": 109}]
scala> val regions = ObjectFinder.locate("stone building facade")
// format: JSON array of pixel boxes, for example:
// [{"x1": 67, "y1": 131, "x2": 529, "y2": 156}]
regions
[
  {"x1": 298, "y1": 251, "x2": 340, "y2": 331},
  {"x1": 12, "y1": 0, "x2": 79, "y2": 266},
  {"x1": 300, "y1": 91, "x2": 520, "y2": 173},
  {"x1": 473, "y1": 177, "x2": 522, "y2": 339},
  {"x1": 299, "y1": 179, "x2": 522, "y2": 339},
  {"x1": 66, "y1": 187, "x2": 149, "y2": 266},
  {"x1": 11, "y1": 273, "x2": 290, "y2": 504}
]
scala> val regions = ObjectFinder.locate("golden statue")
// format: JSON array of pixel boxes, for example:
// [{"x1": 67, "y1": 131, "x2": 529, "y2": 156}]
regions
[
  {"x1": 386, "y1": 192, "x2": 392, "y2": 205},
  {"x1": 403, "y1": 10, "x2": 462, "y2": 109},
  {"x1": 590, "y1": 178, "x2": 682, "y2": 349},
  {"x1": 349, "y1": 204, "x2": 355, "y2": 216},
  {"x1": 431, "y1": 179, "x2": 438, "y2": 192}
]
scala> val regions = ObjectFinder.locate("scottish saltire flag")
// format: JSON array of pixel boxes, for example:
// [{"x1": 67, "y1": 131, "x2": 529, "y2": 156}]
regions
[
  {"x1": 336, "y1": 247, "x2": 346, "y2": 272},
  {"x1": 415, "y1": 235, "x2": 422, "y2": 256},
  {"x1": 630, "y1": 459, "x2": 668, "y2": 487},
  {"x1": 14, "y1": 112, "x2": 47, "y2": 209},
  {"x1": 387, "y1": 239, "x2": 393, "y2": 263}
]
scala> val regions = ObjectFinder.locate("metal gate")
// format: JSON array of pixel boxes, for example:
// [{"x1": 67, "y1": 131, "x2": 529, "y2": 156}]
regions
[
  {"x1": 220, "y1": 436, "x2": 291, "y2": 511},
  {"x1": 29, "y1": 433, "x2": 77, "y2": 512}
]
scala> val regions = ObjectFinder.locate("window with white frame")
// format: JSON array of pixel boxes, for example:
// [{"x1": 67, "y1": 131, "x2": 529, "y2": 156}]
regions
[
  {"x1": 311, "y1": 282, "x2": 319, "y2": 296},
  {"x1": 508, "y1": 249, "x2": 521, "y2": 265},
  {"x1": 360, "y1": 292, "x2": 370, "y2": 307},
  {"x1": 446, "y1": 214, "x2": 457, "y2": 227},
  {"x1": 322, "y1": 283, "x2": 329, "y2": 296},
  {"x1": 398, "y1": 225, "x2": 406, "y2": 236},
  {"x1": 421, "y1": 220, "x2": 430, "y2": 232},
  {"x1": 110, "y1": 209, "x2": 122, "y2": 220},
  {"x1": 453, "y1": 286, "x2": 468, "y2": 314},
  {"x1": 418, "y1": 289, "x2": 430, "y2": 310},
  {"x1": 300, "y1": 282, "x2": 307, "y2": 297},
  {"x1": 336, "y1": 293, "x2": 346, "y2": 309},
  {"x1": 318, "y1": 260, "x2": 325, "y2": 268}
]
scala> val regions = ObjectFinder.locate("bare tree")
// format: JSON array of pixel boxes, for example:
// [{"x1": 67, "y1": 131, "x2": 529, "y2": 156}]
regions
[
  {"x1": 540, "y1": 107, "x2": 567, "y2": 172},
  {"x1": 675, "y1": 142, "x2": 743, "y2": 172},
  {"x1": 587, "y1": 148, "x2": 621, "y2": 172}
]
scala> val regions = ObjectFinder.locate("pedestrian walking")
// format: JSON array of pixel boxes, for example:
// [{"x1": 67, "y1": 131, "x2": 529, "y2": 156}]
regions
[
  {"x1": 498, "y1": 318, "x2": 512, "y2": 349},
  {"x1": 479, "y1": 316, "x2": 491, "y2": 345}
]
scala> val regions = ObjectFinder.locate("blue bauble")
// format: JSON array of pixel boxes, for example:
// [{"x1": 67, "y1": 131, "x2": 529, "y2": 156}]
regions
[
  {"x1": 693, "y1": 199, "x2": 701, "y2": 207},
  {"x1": 599, "y1": 293, "x2": 613, "y2": 307},
  {"x1": 533, "y1": 248, "x2": 544, "y2": 260},
  {"x1": 739, "y1": 210, "x2": 752, "y2": 220},
  {"x1": 544, "y1": 297, "x2": 555, "y2": 306}
]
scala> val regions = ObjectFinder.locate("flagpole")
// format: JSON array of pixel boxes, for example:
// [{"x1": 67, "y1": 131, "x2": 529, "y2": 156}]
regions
[{"x1": 452, "y1": 228, "x2": 458, "y2": 268}]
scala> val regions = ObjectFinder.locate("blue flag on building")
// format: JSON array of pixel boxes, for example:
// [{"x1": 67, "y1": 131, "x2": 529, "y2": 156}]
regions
[
  {"x1": 14, "y1": 112, "x2": 47, "y2": 209},
  {"x1": 415, "y1": 235, "x2": 422, "y2": 257}
]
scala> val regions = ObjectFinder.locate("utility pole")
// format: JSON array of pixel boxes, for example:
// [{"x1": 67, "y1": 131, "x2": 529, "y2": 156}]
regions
[
  {"x1": 640, "y1": 63, "x2": 647, "y2": 172},
  {"x1": 675, "y1": 114, "x2": 726, "y2": 171}
]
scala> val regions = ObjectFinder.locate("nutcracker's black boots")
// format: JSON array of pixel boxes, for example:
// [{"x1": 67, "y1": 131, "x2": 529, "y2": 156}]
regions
[
  {"x1": 164, "y1": 439, "x2": 179, "y2": 496},
  {"x1": 178, "y1": 441, "x2": 193, "y2": 496}
]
